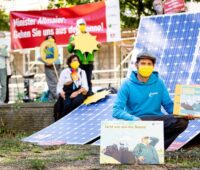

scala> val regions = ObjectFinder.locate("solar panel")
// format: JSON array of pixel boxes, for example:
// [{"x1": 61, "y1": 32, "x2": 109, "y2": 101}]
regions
[
  {"x1": 132, "y1": 12, "x2": 200, "y2": 94},
  {"x1": 167, "y1": 120, "x2": 200, "y2": 151},
  {"x1": 22, "y1": 95, "x2": 116, "y2": 145},
  {"x1": 131, "y1": 12, "x2": 200, "y2": 150}
]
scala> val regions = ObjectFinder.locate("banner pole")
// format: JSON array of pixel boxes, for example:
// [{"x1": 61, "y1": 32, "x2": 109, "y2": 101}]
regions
[{"x1": 53, "y1": 63, "x2": 59, "y2": 81}]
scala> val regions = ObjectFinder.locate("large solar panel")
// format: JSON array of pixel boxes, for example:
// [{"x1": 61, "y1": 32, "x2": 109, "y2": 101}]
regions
[
  {"x1": 130, "y1": 12, "x2": 200, "y2": 150},
  {"x1": 22, "y1": 95, "x2": 116, "y2": 145},
  {"x1": 131, "y1": 12, "x2": 200, "y2": 94}
]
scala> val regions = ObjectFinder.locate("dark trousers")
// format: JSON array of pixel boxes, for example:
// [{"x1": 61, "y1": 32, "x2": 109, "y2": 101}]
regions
[
  {"x1": 80, "y1": 64, "x2": 93, "y2": 93},
  {"x1": 4, "y1": 75, "x2": 11, "y2": 103},
  {"x1": 63, "y1": 94, "x2": 85, "y2": 117},
  {"x1": 141, "y1": 115, "x2": 188, "y2": 149},
  {"x1": 54, "y1": 84, "x2": 86, "y2": 121}
]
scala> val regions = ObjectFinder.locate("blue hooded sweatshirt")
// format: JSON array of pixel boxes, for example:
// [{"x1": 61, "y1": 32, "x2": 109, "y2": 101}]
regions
[{"x1": 113, "y1": 71, "x2": 174, "y2": 121}]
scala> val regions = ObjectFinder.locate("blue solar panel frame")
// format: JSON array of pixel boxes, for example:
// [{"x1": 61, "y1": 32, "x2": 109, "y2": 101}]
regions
[{"x1": 22, "y1": 95, "x2": 116, "y2": 145}]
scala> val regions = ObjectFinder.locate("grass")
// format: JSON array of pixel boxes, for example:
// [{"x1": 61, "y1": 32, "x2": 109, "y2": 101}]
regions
[{"x1": 0, "y1": 131, "x2": 200, "y2": 169}]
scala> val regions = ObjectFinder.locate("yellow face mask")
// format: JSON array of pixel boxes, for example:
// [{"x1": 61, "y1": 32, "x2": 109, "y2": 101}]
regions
[
  {"x1": 48, "y1": 38, "x2": 55, "y2": 43},
  {"x1": 79, "y1": 25, "x2": 86, "y2": 32},
  {"x1": 138, "y1": 65, "x2": 154, "y2": 77},
  {"x1": 70, "y1": 61, "x2": 80, "y2": 69}
]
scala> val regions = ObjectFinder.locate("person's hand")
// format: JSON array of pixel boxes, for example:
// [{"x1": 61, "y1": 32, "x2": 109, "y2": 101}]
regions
[
  {"x1": 70, "y1": 43, "x2": 75, "y2": 48},
  {"x1": 45, "y1": 63, "x2": 52, "y2": 66},
  {"x1": 97, "y1": 43, "x2": 101, "y2": 49},
  {"x1": 60, "y1": 90, "x2": 65, "y2": 100},
  {"x1": 183, "y1": 114, "x2": 195, "y2": 120},
  {"x1": 138, "y1": 156, "x2": 144, "y2": 162},
  {"x1": 70, "y1": 91, "x2": 79, "y2": 99}
]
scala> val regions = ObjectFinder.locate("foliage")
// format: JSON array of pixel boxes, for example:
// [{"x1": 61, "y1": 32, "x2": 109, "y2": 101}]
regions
[
  {"x1": 120, "y1": 0, "x2": 156, "y2": 29},
  {"x1": 29, "y1": 159, "x2": 46, "y2": 170},
  {"x1": 0, "y1": 10, "x2": 9, "y2": 31},
  {"x1": 0, "y1": 133, "x2": 200, "y2": 169},
  {"x1": 1, "y1": 0, "x2": 200, "y2": 30},
  {"x1": 47, "y1": 0, "x2": 200, "y2": 30},
  {"x1": 47, "y1": 0, "x2": 155, "y2": 29}
]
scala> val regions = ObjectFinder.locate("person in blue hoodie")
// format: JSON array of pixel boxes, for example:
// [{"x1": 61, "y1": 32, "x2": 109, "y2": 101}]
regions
[{"x1": 113, "y1": 52, "x2": 194, "y2": 149}]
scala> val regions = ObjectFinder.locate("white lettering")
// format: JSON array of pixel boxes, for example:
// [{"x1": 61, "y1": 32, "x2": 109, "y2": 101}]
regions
[
  {"x1": 43, "y1": 29, "x2": 54, "y2": 36},
  {"x1": 14, "y1": 30, "x2": 31, "y2": 39},
  {"x1": 55, "y1": 28, "x2": 67, "y2": 35},
  {"x1": 13, "y1": 18, "x2": 36, "y2": 27},
  {"x1": 32, "y1": 28, "x2": 42, "y2": 37},
  {"x1": 37, "y1": 17, "x2": 66, "y2": 25}
]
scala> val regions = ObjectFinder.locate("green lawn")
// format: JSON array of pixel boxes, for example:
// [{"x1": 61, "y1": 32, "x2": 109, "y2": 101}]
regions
[{"x1": 0, "y1": 132, "x2": 199, "y2": 170}]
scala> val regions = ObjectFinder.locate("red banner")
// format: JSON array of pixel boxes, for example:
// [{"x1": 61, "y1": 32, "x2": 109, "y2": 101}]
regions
[
  {"x1": 10, "y1": 2, "x2": 107, "y2": 50},
  {"x1": 164, "y1": 0, "x2": 185, "y2": 14}
]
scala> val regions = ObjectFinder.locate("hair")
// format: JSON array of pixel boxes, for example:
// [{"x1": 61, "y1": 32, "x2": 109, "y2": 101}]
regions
[
  {"x1": 136, "y1": 57, "x2": 156, "y2": 65},
  {"x1": 67, "y1": 54, "x2": 81, "y2": 67},
  {"x1": 45, "y1": 35, "x2": 56, "y2": 41}
]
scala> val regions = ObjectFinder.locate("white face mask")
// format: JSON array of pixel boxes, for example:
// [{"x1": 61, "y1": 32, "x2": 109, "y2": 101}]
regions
[{"x1": 154, "y1": 5, "x2": 163, "y2": 14}]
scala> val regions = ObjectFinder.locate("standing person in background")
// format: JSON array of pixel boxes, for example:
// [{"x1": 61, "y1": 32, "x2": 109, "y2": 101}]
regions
[
  {"x1": 0, "y1": 32, "x2": 8, "y2": 104},
  {"x1": 4, "y1": 51, "x2": 14, "y2": 103},
  {"x1": 153, "y1": 0, "x2": 164, "y2": 15},
  {"x1": 44, "y1": 35, "x2": 60, "y2": 102},
  {"x1": 67, "y1": 18, "x2": 100, "y2": 96}
]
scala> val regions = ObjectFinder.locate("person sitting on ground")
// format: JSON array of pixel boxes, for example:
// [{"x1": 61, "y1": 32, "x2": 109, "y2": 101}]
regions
[
  {"x1": 112, "y1": 51, "x2": 194, "y2": 149},
  {"x1": 54, "y1": 54, "x2": 88, "y2": 120}
]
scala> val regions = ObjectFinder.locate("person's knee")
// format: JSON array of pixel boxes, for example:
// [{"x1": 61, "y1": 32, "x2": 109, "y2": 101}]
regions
[
  {"x1": 72, "y1": 95, "x2": 85, "y2": 106},
  {"x1": 177, "y1": 118, "x2": 189, "y2": 131}
]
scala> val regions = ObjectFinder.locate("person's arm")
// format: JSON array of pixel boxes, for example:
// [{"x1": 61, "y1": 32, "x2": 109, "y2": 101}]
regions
[
  {"x1": 161, "y1": 80, "x2": 174, "y2": 114},
  {"x1": 79, "y1": 70, "x2": 88, "y2": 95},
  {"x1": 67, "y1": 35, "x2": 75, "y2": 53},
  {"x1": 70, "y1": 69, "x2": 88, "y2": 98},
  {"x1": 112, "y1": 80, "x2": 141, "y2": 121},
  {"x1": 56, "y1": 70, "x2": 71, "y2": 98},
  {"x1": 149, "y1": 137, "x2": 159, "y2": 146}
]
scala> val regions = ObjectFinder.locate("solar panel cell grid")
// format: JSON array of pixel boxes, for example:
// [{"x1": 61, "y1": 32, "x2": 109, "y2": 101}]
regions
[{"x1": 23, "y1": 95, "x2": 116, "y2": 145}]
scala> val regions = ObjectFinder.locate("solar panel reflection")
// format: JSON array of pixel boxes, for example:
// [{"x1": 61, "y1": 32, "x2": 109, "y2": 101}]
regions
[{"x1": 22, "y1": 95, "x2": 116, "y2": 145}]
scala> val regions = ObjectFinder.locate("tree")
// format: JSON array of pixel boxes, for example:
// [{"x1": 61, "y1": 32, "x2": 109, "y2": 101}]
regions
[
  {"x1": 0, "y1": 10, "x2": 9, "y2": 31},
  {"x1": 120, "y1": 0, "x2": 155, "y2": 29},
  {"x1": 47, "y1": 0, "x2": 156, "y2": 29},
  {"x1": 48, "y1": 0, "x2": 200, "y2": 30}
]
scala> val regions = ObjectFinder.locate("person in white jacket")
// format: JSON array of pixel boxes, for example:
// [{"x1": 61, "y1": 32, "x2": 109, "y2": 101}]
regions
[{"x1": 54, "y1": 54, "x2": 88, "y2": 120}]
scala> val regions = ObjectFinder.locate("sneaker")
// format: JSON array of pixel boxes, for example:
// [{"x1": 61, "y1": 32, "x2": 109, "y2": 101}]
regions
[{"x1": 87, "y1": 91, "x2": 94, "y2": 96}]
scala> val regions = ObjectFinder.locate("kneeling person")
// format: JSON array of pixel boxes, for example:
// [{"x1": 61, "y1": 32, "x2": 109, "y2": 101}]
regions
[
  {"x1": 113, "y1": 52, "x2": 193, "y2": 149},
  {"x1": 55, "y1": 55, "x2": 88, "y2": 120}
]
